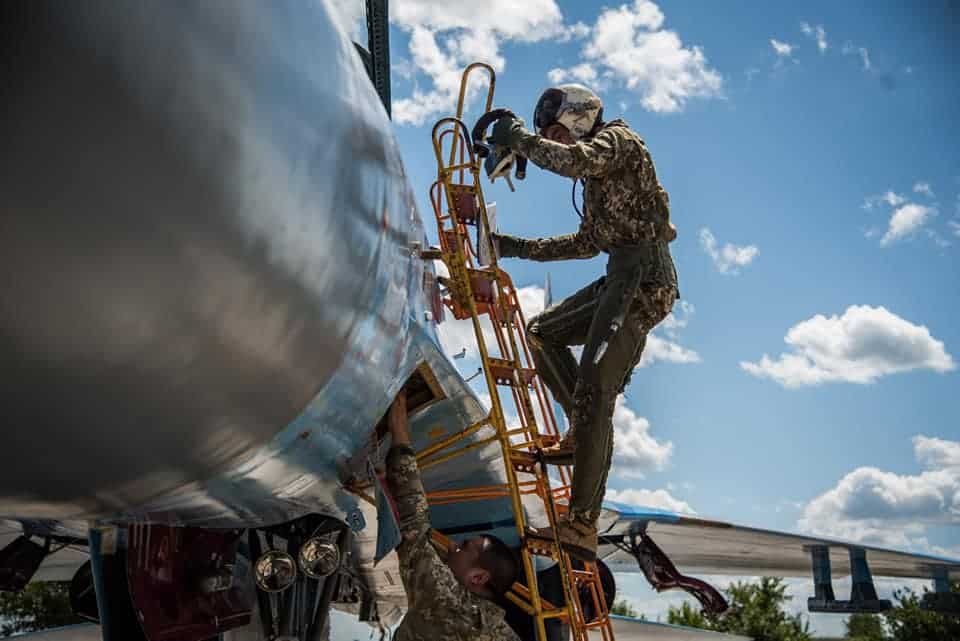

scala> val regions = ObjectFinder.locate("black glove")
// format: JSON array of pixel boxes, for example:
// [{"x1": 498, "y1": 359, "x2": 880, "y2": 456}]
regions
[
  {"x1": 491, "y1": 232, "x2": 528, "y2": 259},
  {"x1": 490, "y1": 114, "x2": 529, "y2": 148}
]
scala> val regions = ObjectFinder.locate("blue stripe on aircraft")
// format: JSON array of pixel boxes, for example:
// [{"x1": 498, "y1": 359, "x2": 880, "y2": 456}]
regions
[{"x1": 602, "y1": 500, "x2": 681, "y2": 523}]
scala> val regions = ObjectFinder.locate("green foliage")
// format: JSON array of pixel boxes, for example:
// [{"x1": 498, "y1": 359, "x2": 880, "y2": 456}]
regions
[
  {"x1": 881, "y1": 583, "x2": 960, "y2": 641},
  {"x1": 0, "y1": 581, "x2": 81, "y2": 636},
  {"x1": 610, "y1": 598, "x2": 638, "y2": 618},
  {"x1": 845, "y1": 613, "x2": 885, "y2": 640},
  {"x1": 667, "y1": 577, "x2": 812, "y2": 641}
]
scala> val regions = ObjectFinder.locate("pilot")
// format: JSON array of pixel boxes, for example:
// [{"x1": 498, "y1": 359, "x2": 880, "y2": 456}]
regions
[
  {"x1": 489, "y1": 84, "x2": 679, "y2": 562},
  {"x1": 385, "y1": 391, "x2": 522, "y2": 641}
]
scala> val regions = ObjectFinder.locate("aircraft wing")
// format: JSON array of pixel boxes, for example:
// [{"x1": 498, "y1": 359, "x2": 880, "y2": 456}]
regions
[{"x1": 597, "y1": 503, "x2": 960, "y2": 581}]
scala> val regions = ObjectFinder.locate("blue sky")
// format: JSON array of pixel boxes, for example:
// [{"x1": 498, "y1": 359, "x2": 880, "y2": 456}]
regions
[{"x1": 332, "y1": 0, "x2": 959, "y2": 635}]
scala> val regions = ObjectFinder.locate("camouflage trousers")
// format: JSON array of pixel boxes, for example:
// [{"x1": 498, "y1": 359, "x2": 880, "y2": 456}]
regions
[{"x1": 526, "y1": 248, "x2": 676, "y2": 526}]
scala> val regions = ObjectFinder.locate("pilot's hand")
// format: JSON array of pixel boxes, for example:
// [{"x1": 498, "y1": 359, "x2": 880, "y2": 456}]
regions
[
  {"x1": 490, "y1": 114, "x2": 528, "y2": 148},
  {"x1": 491, "y1": 232, "x2": 529, "y2": 260},
  {"x1": 387, "y1": 389, "x2": 411, "y2": 447}
]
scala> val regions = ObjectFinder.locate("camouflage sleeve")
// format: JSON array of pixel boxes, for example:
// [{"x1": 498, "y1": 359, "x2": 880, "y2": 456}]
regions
[
  {"x1": 512, "y1": 128, "x2": 622, "y2": 178},
  {"x1": 489, "y1": 616, "x2": 524, "y2": 641},
  {"x1": 385, "y1": 445, "x2": 435, "y2": 591},
  {"x1": 523, "y1": 231, "x2": 600, "y2": 262}
]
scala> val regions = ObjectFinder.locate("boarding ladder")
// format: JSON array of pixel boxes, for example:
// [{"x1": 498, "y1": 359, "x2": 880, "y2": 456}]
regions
[{"x1": 418, "y1": 63, "x2": 615, "y2": 641}]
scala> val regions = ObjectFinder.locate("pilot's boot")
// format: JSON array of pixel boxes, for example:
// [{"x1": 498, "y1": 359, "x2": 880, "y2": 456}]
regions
[
  {"x1": 527, "y1": 515, "x2": 597, "y2": 562},
  {"x1": 540, "y1": 432, "x2": 576, "y2": 466}
]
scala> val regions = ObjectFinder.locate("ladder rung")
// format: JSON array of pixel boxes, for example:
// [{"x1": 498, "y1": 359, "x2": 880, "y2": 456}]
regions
[
  {"x1": 510, "y1": 450, "x2": 538, "y2": 474},
  {"x1": 487, "y1": 358, "x2": 537, "y2": 387},
  {"x1": 542, "y1": 608, "x2": 569, "y2": 620},
  {"x1": 504, "y1": 426, "x2": 533, "y2": 437},
  {"x1": 524, "y1": 537, "x2": 558, "y2": 559}
]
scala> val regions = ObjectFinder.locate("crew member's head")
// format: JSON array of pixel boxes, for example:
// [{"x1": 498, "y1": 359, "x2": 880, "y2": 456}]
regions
[
  {"x1": 446, "y1": 534, "x2": 519, "y2": 600},
  {"x1": 533, "y1": 84, "x2": 604, "y2": 144}
]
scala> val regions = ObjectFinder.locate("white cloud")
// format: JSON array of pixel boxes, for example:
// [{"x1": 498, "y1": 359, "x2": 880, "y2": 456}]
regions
[
  {"x1": 800, "y1": 22, "x2": 827, "y2": 53},
  {"x1": 881, "y1": 203, "x2": 936, "y2": 246},
  {"x1": 437, "y1": 283, "x2": 546, "y2": 360},
  {"x1": 913, "y1": 181, "x2": 935, "y2": 198},
  {"x1": 606, "y1": 487, "x2": 694, "y2": 514},
  {"x1": 741, "y1": 305, "x2": 955, "y2": 388},
  {"x1": 639, "y1": 334, "x2": 701, "y2": 367},
  {"x1": 948, "y1": 220, "x2": 960, "y2": 238},
  {"x1": 799, "y1": 436, "x2": 960, "y2": 549},
  {"x1": 389, "y1": 1, "x2": 579, "y2": 125},
  {"x1": 547, "y1": 62, "x2": 599, "y2": 85},
  {"x1": 770, "y1": 39, "x2": 795, "y2": 58},
  {"x1": 551, "y1": 0, "x2": 722, "y2": 113},
  {"x1": 699, "y1": 228, "x2": 759, "y2": 274},
  {"x1": 611, "y1": 396, "x2": 673, "y2": 478},
  {"x1": 863, "y1": 190, "x2": 906, "y2": 210},
  {"x1": 842, "y1": 42, "x2": 871, "y2": 71},
  {"x1": 914, "y1": 435, "x2": 960, "y2": 469}
]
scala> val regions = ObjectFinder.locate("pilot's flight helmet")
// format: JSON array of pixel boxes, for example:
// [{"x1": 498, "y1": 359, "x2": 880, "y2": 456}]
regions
[{"x1": 533, "y1": 84, "x2": 604, "y2": 141}]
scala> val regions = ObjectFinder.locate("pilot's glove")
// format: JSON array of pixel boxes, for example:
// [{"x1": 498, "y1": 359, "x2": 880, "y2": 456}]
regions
[
  {"x1": 491, "y1": 232, "x2": 529, "y2": 259},
  {"x1": 490, "y1": 114, "x2": 529, "y2": 149}
]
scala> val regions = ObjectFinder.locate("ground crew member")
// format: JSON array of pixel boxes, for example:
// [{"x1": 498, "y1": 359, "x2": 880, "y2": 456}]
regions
[
  {"x1": 385, "y1": 390, "x2": 522, "y2": 641},
  {"x1": 489, "y1": 84, "x2": 679, "y2": 562}
]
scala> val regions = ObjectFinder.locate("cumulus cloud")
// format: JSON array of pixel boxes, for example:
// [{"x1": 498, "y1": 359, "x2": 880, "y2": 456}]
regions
[
  {"x1": 948, "y1": 220, "x2": 960, "y2": 238},
  {"x1": 770, "y1": 39, "x2": 795, "y2": 58},
  {"x1": 387, "y1": 1, "x2": 586, "y2": 125},
  {"x1": 800, "y1": 22, "x2": 827, "y2": 53},
  {"x1": 611, "y1": 396, "x2": 673, "y2": 478},
  {"x1": 640, "y1": 334, "x2": 701, "y2": 367},
  {"x1": 799, "y1": 435, "x2": 960, "y2": 548},
  {"x1": 741, "y1": 305, "x2": 955, "y2": 388},
  {"x1": 880, "y1": 203, "x2": 936, "y2": 246},
  {"x1": 606, "y1": 487, "x2": 695, "y2": 514},
  {"x1": 699, "y1": 228, "x2": 759, "y2": 274},
  {"x1": 864, "y1": 188, "x2": 940, "y2": 247},
  {"x1": 551, "y1": 0, "x2": 722, "y2": 113},
  {"x1": 437, "y1": 281, "x2": 546, "y2": 360},
  {"x1": 547, "y1": 62, "x2": 600, "y2": 85}
]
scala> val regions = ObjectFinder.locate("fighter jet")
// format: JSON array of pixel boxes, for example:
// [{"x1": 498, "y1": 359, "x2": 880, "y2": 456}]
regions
[{"x1": 1, "y1": 2, "x2": 957, "y2": 640}]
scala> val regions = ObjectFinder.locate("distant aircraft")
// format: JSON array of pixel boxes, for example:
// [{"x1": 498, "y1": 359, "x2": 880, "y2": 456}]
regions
[{"x1": 1, "y1": 2, "x2": 956, "y2": 640}]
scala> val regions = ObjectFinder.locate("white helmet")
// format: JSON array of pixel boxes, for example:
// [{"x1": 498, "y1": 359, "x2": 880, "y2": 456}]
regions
[{"x1": 533, "y1": 84, "x2": 604, "y2": 141}]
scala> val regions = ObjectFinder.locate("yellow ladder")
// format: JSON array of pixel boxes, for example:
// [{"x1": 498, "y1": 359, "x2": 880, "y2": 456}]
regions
[{"x1": 418, "y1": 63, "x2": 615, "y2": 641}]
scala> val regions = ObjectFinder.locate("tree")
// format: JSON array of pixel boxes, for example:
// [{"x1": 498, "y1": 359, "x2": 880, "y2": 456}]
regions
[
  {"x1": 610, "y1": 599, "x2": 639, "y2": 618},
  {"x1": 667, "y1": 577, "x2": 812, "y2": 641},
  {"x1": 0, "y1": 581, "x2": 82, "y2": 636},
  {"x1": 845, "y1": 613, "x2": 886, "y2": 640},
  {"x1": 882, "y1": 583, "x2": 960, "y2": 641}
]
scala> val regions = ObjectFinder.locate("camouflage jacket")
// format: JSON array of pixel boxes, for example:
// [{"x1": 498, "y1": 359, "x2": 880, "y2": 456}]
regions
[
  {"x1": 511, "y1": 120, "x2": 678, "y2": 291},
  {"x1": 386, "y1": 446, "x2": 521, "y2": 641}
]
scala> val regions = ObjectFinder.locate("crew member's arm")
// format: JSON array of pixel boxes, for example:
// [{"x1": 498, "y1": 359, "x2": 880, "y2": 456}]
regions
[
  {"x1": 493, "y1": 216, "x2": 600, "y2": 263},
  {"x1": 384, "y1": 391, "x2": 444, "y2": 602},
  {"x1": 491, "y1": 115, "x2": 623, "y2": 179},
  {"x1": 512, "y1": 127, "x2": 623, "y2": 179}
]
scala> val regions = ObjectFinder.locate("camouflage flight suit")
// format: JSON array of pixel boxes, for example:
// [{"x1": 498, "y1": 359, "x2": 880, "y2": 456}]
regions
[
  {"x1": 386, "y1": 445, "x2": 522, "y2": 641},
  {"x1": 508, "y1": 120, "x2": 679, "y2": 528}
]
